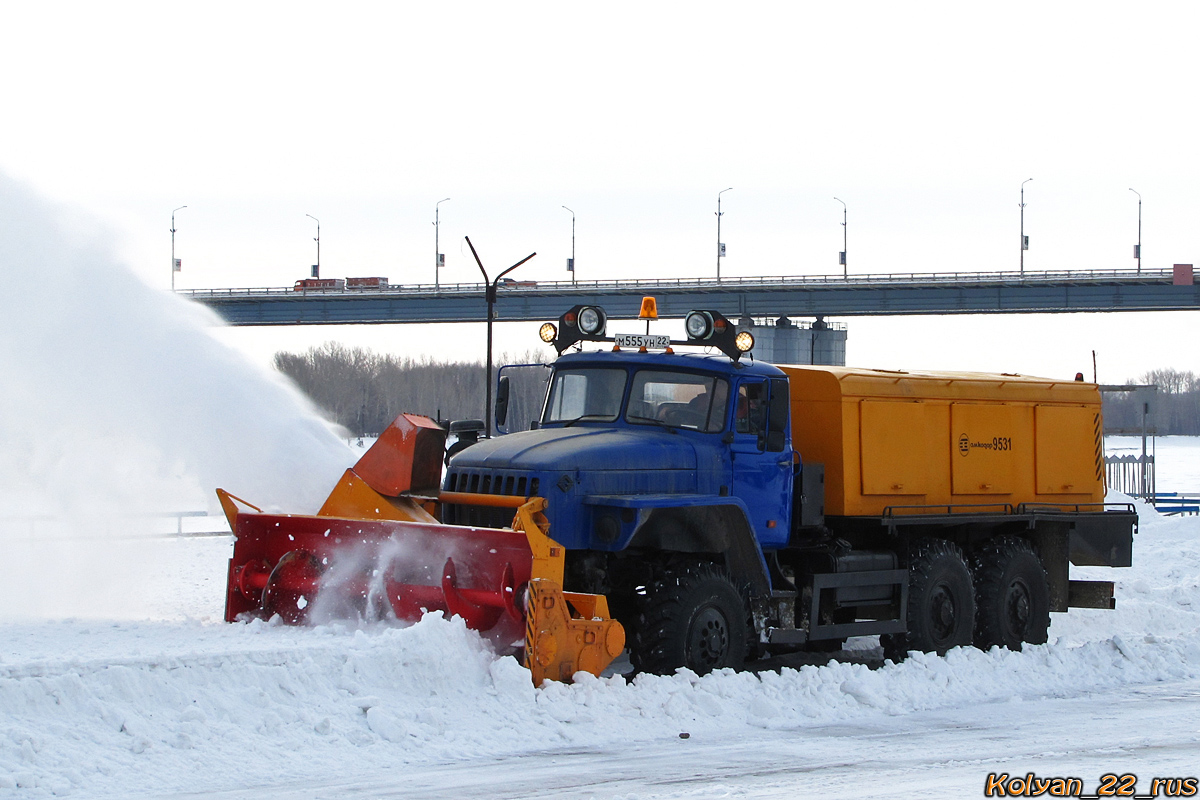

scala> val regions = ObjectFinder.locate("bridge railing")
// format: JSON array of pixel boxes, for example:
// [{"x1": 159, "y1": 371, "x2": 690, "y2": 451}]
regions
[{"x1": 175, "y1": 267, "x2": 1177, "y2": 299}]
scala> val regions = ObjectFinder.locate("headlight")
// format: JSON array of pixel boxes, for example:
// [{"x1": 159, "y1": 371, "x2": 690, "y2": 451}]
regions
[
  {"x1": 578, "y1": 306, "x2": 606, "y2": 335},
  {"x1": 684, "y1": 311, "x2": 713, "y2": 339},
  {"x1": 735, "y1": 331, "x2": 755, "y2": 352},
  {"x1": 539, "y1": 322, "x2": 557, "y2": 343}
]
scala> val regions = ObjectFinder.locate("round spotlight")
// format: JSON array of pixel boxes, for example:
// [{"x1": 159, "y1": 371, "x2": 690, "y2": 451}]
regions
[
  {"x1": 735, "y1": 331, "x2": 755, "y2": 353},
  {"x1": 578, "y1": 306, "x2": 605, "y2": 335},
  {"x1": 684, "y1": 311, "x2": 713, "y2": 339},
  {"x1": 539, "y1": 322, "x2": 558, "y2": 343}
]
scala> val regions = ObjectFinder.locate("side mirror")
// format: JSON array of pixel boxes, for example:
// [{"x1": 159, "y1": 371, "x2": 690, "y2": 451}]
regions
[{"x1": 495, "y1": 375, "x2": 511, "y2": 429}]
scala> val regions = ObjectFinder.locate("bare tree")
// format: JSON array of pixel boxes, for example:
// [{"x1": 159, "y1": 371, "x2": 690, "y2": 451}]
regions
[
  {"x1": 275, "y1": 343, "x2": 551, "y2": 435},
  {"x1": 1140, "y1": 368, "x2": 1193, "y2": 395},
  {"x1": 1104, "y1": 369, "x2": 1200, "y2": 435}
]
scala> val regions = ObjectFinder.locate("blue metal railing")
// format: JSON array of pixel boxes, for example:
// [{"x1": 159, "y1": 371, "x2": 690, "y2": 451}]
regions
[{"x1": 1149, "y1": 493, "x2": 1200, "y2": 516}]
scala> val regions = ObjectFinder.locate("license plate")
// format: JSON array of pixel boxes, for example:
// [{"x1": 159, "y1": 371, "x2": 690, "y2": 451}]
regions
[{"x1": 614, "y1": 333, "x2": 671, "y2": 349}]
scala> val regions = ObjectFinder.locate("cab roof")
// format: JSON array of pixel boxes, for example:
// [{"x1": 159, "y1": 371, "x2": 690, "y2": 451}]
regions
[{"x1": 553, "y1": 347, "x2": 786, "y2": 378}]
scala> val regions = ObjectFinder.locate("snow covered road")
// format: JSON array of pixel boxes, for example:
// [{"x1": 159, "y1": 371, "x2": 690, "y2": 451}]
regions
[{"x1": 159, "y1": 678, "x2": 1200, "y2": 800}]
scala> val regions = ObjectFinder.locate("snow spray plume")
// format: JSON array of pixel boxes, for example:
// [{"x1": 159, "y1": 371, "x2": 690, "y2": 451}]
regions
[
  {"x1": 0, "y1": 174, "x2": 355, "y2": 618},
  {"x1": 308, "y1": 535, "x2": 465, "y2": 621},
  {"x1": 305, "y1": 533, "x2": 519, "y2": 651}
]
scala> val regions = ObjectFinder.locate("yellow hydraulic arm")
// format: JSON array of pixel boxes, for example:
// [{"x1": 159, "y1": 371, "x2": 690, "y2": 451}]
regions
[{"x1": 511, "y1": 498, "x2": 626, "y2": 684}]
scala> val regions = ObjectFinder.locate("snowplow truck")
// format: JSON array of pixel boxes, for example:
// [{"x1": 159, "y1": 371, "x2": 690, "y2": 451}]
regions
[
  {"x1": 219, "y1": 300, "x2": 1135, "y2": 682},
  {"x1": 447, "y1": 303, "x2": 1135, "y2": 672}
]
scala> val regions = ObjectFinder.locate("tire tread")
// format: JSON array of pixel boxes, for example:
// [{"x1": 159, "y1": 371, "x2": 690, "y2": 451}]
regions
[
  {"x1": 882, "y1": 538, "x2": 974, "y2": 661},
  {"x1": 972, "y1": 535, "x2": 1050, "y2": 651},
  {"x1": 631, "y1": 561, "x2": 750, "y2": 675}
]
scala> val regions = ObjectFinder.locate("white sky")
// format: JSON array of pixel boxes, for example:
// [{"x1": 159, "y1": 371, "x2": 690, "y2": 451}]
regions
[{"x1": 2, "y1": 2, "x2": 1197, "y2": 383}]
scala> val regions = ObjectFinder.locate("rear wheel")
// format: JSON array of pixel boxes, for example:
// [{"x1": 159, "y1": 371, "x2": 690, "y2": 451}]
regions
[
  {"x1": 973, "y1": 536, "x2": 1050, "y2": 651},
  {"x1": 882, "y1": 539, "x2": 975, "y2": 661},
  {"x1": 631, "y1": 562, "x2": 749, "y2": 675}
]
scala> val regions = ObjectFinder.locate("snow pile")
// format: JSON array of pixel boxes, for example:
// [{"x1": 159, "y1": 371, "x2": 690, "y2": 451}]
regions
[
  {"x1": 0, "y1": 503, "x2": 1197, "y2": 796},
  {"x1": 0, "y1": 174, "x2": 355, "y2": 620}
]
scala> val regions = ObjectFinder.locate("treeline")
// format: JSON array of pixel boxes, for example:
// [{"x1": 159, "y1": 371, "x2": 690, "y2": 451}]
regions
[
  {"x1": 274, "y1": 343, "x2": 549, "y2": 436},
  {"x1": 276, "y1": 347, "x2": 1200, "y2": 438},
  {"x1": 1102, "y1": 369, "x2": 1200, "y2": 435}
]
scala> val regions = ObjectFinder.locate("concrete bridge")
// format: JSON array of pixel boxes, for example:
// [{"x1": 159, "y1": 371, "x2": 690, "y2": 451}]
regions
[{"x1": 179, "y1": 267, "x2": 1199, "y2": 327}]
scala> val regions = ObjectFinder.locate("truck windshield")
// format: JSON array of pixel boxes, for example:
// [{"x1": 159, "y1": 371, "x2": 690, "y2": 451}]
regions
[
  {"x1": 626, "y1": 370, "x2": 729, "y2": 432},
  {"x1": 543, "y1": 368, "x2": 627, "y2": 423}
]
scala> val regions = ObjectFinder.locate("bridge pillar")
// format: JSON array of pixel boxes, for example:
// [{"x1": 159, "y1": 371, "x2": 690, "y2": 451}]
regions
[{"x1": 738, "y1": 316, "x2": 846, "y2": 366}]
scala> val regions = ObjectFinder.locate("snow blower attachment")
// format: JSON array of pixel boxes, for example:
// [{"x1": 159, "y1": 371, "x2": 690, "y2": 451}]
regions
[{"x1": 217, "y1": 413, "x2": 624, "y2": 685}]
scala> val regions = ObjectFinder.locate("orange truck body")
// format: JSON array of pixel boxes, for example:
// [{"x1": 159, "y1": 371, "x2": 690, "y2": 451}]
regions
[{"x1": 781, "y1": 366, "x2": 1104, "y2": 518}]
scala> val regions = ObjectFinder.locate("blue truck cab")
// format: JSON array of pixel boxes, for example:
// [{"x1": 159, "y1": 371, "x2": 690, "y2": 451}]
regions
[{"x1": 446, "y1": 349, "x2": 792, "y2": 554}]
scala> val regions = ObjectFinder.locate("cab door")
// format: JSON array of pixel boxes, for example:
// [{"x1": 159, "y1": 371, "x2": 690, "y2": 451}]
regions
[{"x1": 729, "y1": 377, "x2": 793, "y2": 548}]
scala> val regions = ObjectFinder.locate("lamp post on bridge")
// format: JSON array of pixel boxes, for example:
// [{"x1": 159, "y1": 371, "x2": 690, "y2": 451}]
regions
[
  {"x1": 1019, "y1": 178, "x2": 1032, "y2": 275},
  {"x1": 834, "y1": 197, "x2": 847, "y2": 278},
  {"x1": 435, "y1": 198, "x2": 450, "y2": 287},
  {"x1": 716, "y1": 187, "x2": 732, "y2": 281},
  {"x1": 562, "y1": 205, "x2": 575, "y2": 284},
  {"x1": 306, "y1": 214, "x2": 320, "y2": 278},
  {"x1": 1129, "y1": 188, "x2": 1142, "y2": 274},
  {"x1": 170, "y1": 205, "x2": 186, "y2": 291}
]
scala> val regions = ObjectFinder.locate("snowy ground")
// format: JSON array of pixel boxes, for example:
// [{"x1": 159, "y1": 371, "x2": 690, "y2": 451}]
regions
[
  {"x1": 159, "y1": 680, "x2": 1200, "y2": 800},
  {"x1": 0, "y1": 492, "x2": 1197, "y2": 798}
]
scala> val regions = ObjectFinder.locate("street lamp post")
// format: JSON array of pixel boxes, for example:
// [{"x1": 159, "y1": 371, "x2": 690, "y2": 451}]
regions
[
  {"x1": 434, "y1": 198, "x2": 450, "y2": 287},
  {"x1": 716, "y1": 187, "x2": 732, "y2": 280},
  {"x1": 1019, "y1": 178, "x2": 1032, "y2": 275},
  {"x1": 1129, "y1": 188, "x2": 1142, "y2": 274},
  {"x1": 306, "y1": 214, "x2": 320, "y2": 278},
  {"x1": 833, "y1": 197, "x2": 847, "y2": 278},
  {"x1": 170, "y1": 205, "x2": 186, "y2": 291},
  {"x1": 465, "y1": 237, "x2": 537, "y2": 438},
  {"x1": 562, "y1": 205, "x2": 575, "y2": 283}
]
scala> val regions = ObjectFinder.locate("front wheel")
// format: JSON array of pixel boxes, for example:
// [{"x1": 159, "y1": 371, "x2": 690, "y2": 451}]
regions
[
  {"x1": 631, "y1": 562, "x2": 749, "y2": 675},
  {"x1": 882, "y1": 539, "x2": 975, "y2": 661}
]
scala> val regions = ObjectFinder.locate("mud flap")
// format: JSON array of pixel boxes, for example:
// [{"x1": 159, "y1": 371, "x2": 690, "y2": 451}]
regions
[{"x1": 1069, "y1": 512, "x2": 1135, "y2": 567}]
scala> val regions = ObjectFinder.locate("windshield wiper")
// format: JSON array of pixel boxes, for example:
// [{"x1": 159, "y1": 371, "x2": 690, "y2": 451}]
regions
[
  {"x1": 626, "y1": 415, "x2": 680, "y2": 433},
  {"x1": 562, "y1": 414, "x2": 612, "y2": 427}
]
